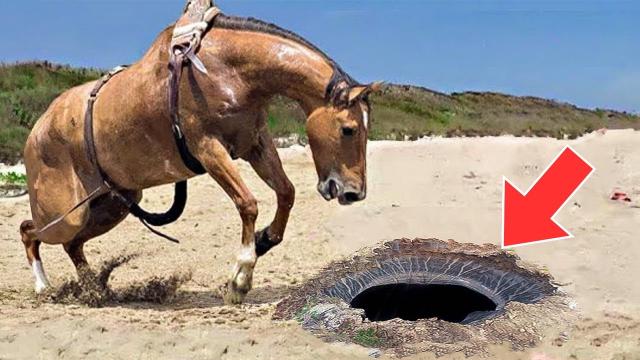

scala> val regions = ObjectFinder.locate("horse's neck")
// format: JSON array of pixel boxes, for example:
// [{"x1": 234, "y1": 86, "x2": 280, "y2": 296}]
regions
[
  {"x1": 203, "y1": 29, "x2": 335, "y2": 114},
  {"x1": 135, "y1": 26, "x2": 335, "y2": 115}
]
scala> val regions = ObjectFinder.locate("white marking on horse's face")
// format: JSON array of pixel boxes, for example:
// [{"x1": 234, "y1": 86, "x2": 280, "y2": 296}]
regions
[
  {"x1": 32, "y1": 260, "x2": 50, "y2": 294},
  {"x1": 362, "y1": 109, "x2": 369, "y2": 130}
]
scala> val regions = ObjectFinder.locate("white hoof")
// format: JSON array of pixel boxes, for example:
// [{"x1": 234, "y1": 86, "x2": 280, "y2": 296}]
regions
[
  {"x1": 35, "y1": 280, "x2": 49, "y2": 294},
  {"x1": 32, "y1": 260, "x2": 51, "y2": 294}
]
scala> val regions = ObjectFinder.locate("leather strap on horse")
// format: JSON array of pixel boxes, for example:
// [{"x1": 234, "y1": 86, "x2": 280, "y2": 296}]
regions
[
  {"x1": 168, "y1": 54, "x2": 207, "y2": 175},
  {"x1": 168, "y1": 0, "x2": 222, "y2": 175},
  {"x1": 35, "y1": 0, "x2": 222, "y2": 243},
  {"x1": 84, "y1": 66, "x2": 187, "y2": 243},
  {"x1": 36, "y1": 66, "x2": 186, "y2": 243}
]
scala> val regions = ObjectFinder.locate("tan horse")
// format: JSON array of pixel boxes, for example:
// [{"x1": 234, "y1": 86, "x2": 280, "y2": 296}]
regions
[{"x1": 20, "y1": 14, "x2": 380, "y2": 304}]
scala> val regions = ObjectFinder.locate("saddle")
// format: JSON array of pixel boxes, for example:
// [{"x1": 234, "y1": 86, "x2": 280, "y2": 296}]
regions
[
  {"x1": 171, "y1": 0, "x2": 221, "y2": 75},
  {"x1": 37, "y1": 0, "x2": 222, "y2": 242}
]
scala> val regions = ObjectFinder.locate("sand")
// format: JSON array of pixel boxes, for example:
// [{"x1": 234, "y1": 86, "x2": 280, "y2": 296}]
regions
[{"x1": 1, "y1": 130, "x2": 639, "y2": 359}]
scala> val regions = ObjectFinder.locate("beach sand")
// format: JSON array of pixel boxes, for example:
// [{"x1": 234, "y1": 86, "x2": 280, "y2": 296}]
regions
[{"x1": 1, "y1": 130, "x2": 639, "y2": 359}]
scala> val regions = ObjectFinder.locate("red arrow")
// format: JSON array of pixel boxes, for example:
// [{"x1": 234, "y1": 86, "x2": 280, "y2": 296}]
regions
[{"x1": 502, "y1": 147, "x2": 594, "y2": 248}]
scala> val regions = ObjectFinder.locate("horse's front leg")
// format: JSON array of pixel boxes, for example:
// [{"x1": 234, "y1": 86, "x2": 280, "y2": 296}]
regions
[
  {"x1": 248, "y1": 130, "x2": 295, "y2": 257},
  {"x1": 196, "y1": 137, "x2": 258, "y2": 304}
]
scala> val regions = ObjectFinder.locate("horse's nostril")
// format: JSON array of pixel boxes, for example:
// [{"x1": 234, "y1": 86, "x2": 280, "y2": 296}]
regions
[
  {"x1": 343, "y1": 192, "x2": 360, "y2": 203},
  {"x1": 328, "y1": 180, "x2": 339, "y2": 198}
]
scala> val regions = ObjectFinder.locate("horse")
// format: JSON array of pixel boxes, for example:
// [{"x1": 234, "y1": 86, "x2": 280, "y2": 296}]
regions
[{"x1": 19, "y1": 9, "x2": 380, "y2": 304}]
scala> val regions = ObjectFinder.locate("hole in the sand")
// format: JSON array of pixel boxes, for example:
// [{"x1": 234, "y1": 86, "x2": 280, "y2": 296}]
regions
[
  {"x1": 350, "y1": 283, "x2": 498, "y2": 323},
  {"x1": 275, "y1": 239, "x2": 569, "y2": 357}
]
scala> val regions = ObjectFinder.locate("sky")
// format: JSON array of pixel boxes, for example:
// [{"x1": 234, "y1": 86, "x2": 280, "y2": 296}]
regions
[{"x1": 0, "y1": 0, "x2": 638, "y2": 113}]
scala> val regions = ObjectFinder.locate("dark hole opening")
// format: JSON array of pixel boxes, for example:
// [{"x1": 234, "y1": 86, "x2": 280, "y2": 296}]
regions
[{"x1": 350, "y1": 283, "x2": 498, "y2": 323}]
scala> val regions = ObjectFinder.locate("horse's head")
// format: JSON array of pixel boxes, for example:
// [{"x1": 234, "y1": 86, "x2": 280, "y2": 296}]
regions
[{"x1": 306, "y1": 82, "x2": 382, "y2": 205}]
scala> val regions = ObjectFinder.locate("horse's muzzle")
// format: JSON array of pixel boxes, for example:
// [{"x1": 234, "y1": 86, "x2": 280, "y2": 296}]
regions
[
  {"x1": 317, "y1": 178, "x2": 366, "y2": 205},
  {"x1": 339, "y1": 190, "x2": 366, "y2": 205}
]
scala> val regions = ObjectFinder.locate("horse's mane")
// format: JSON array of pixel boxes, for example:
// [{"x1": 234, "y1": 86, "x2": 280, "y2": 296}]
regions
[{"x1": 213, "y1": 14, "x2": 357, "y2": 89}]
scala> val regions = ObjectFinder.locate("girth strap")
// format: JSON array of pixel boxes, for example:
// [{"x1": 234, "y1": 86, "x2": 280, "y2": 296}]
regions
[
  {"x1": 83, "y1": 66, "x2": 188, "y2": 243},
  {"x1": 168, "y1": 53, "x2": 207, "y2": 175},
  {"x1": 84, "y1": 66, "x2": 127, "y2": 179},
  {"x1": 168, "y1": 0, "x2": 222, "y2": 175}
]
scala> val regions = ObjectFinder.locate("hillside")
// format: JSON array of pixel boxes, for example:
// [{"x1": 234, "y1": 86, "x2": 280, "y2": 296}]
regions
[
  {"x1": 1, "y1": 62, "x2": 639, "y2": 164},
  {"x1": 370, "y1": 85, "x2": 639, "y2": 139},
  {"x1": 0, "y1": 62, "x2": 102, "y2": 163}
]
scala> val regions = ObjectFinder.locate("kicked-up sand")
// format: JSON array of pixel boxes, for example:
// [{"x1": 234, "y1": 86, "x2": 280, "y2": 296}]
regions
[{"x1": 0, "y1": 130, "x2": 639, "y2": 359}]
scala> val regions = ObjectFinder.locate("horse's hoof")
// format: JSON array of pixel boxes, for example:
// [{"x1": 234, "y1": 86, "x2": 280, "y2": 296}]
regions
[
  {"x1": 222, "y1": 282, "x2": 249, "y2": 305},
  {"x1": 32, "y1": 260, "x2": 51, "y2": 295},
  {"x1": 34, "y1": 282, "x2": 50, "y2": 295},
  {"x1": 223, "y1": 291, "x2": 245, "y2": 305}
]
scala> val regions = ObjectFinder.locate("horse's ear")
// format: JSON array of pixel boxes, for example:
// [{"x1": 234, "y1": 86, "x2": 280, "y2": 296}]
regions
[
  {"x1": 347, "y1": 82, "x2": 385, "y2": 103},
  {"x1": 347, "y1": 86, "x2": 369, "y2": 103},
  {"x1": 368, "y1": 81, "x2": 384, "y2": 93}
]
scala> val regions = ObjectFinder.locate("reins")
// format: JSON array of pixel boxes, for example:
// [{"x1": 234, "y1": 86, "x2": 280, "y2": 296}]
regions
[{"x1": 35, "y1": 1, "x2": 222, "y2": 243}]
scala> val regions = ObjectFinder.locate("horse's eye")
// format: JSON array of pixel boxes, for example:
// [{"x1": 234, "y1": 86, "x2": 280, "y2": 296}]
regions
[{"x1": 341, "y1": 126, "x2": 356, "y2": 137}]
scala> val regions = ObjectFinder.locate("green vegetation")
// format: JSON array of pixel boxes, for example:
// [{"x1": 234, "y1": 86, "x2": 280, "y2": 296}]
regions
[
  {"x1": 1, "y1": 62, "x2": 639, "y2": 164},
  {"x1": 369, "y1": 86, "x2": 640, "y2": 140},
  {"x1": 0, "y1": 62, "x2": 102, "y2": 163},
  {"x1": 294, "y1": 298, "x2": 319, "y2": 322},
  {"x1": 0, "y1": 171, "x2": 27, "y2": 186},
  {"x1": 267, "y1": 96, "x2": 307, "y2": 138},
  {"x1": 353, "y1": 328, "x2": 381, "y2": 347}
]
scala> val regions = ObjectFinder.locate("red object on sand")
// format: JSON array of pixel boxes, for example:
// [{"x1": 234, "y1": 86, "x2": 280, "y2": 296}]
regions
[{"x1": 610, "y1": 191, "x2": 632, "y2": 202}]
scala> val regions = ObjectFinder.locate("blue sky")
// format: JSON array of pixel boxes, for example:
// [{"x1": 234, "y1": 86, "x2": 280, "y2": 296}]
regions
[{"x1": 1, "y1": 0, "x2": 638, "y2": 112}]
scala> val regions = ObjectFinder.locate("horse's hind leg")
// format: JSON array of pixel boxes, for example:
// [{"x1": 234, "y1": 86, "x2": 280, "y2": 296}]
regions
[
  {"x1": 63, "y1": 190, "x2": 140, "y2": 282},
  {"x1": 64, "y1": 239, "x2": 92, "y2": 279},
  {"x1": 20, "y1": 220, "x2": 51, "y2": 293}
]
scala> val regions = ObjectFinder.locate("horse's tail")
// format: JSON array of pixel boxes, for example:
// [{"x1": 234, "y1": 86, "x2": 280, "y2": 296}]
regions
[
  {"x1": 128, "y1": 181, "x2": 188, "y2": 226},
  {"x1": 113, "y1": 181, "x2": 189, "y2": 243}
]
